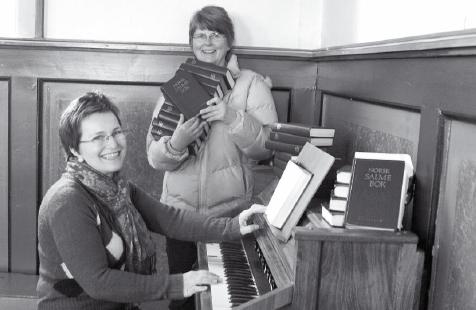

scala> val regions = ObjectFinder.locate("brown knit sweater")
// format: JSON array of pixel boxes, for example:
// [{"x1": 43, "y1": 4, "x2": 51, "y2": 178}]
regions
[{"x1": 37, "y1": 176, "x2": 241, "y2": 310}]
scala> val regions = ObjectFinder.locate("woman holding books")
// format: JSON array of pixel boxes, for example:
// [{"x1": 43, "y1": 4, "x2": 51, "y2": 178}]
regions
[
  {"x1": 37, "y1": 91, "x2": 265, "y2": 310},
  {"x1": 146, "y1": 5, "x2": 278, "y2": 310}
]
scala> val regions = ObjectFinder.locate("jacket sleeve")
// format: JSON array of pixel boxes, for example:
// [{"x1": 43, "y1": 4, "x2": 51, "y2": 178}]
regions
[
  {"x1": 227, "y1": 73, "x2": 278, "y2": 160},
  {"x1": 48, "y1": 185, "x2": 181, "y2": 302},
  {"x1": 130, "y1": 184, "x2": 241, "y2": 242},
  {"x1": 146, "y1": 94, "x2": 189, "y2": 171}
]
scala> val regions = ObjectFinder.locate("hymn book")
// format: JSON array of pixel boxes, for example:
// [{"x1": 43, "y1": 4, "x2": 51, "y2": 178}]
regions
[
  {"x1": 161, "y1": 70, "x2": 211, "y2": 119},
  {"x1": 345, "y1": 152, "x2": 414, "y2": 231},
  {"x1": 265, "y1": 160, "x2": 313, "y2": 229},
  {"x1": 266, "y1": 143, "x2": 335, "y2": 241}
]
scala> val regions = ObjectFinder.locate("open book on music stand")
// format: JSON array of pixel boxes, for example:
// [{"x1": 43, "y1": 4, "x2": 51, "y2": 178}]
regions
[{"x1": 265, "y1": 143, "x2": 335, "y2": 242}]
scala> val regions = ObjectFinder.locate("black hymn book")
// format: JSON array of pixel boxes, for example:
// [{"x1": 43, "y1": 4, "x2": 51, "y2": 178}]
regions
[
  {"x1": 185, "y1": 57, "x2": 235, "y2": 89},
  {"x1": 345, "y1": 152, "x2": 413, "y2": 231},
  {"x1": 161, "y1": 70, "x2": 211, "y2": 120}
]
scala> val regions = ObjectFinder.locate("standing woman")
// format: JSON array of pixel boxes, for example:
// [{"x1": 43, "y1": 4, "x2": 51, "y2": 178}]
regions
[
  {"x1": 37, "y1": 92, "x2": 264, "y2": 310},
  {"x1": 146, "y1": 5, "x2": 278, "y2": 309}
]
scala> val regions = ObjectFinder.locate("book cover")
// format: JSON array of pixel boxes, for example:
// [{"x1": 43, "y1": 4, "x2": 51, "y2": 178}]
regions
[
  {"x1": 161, "y1": 70, "x2": 211, "y2": 119},
  {"x1": 345, "y1": 152, "x2": 414, "y2": 231},
  {"x1": 270, "y1": 131, "x2": 333, "y2": 147},
  {"x1": 270, "y1": 122, "x2": 335, "y2": 138},
  {"x1": 178, "y1": 66, "x2": 224, "y2": 98},
  {"x1": 185, "y1": 57, "x2": 235, "y2": 89},
  {"x1": 321, "y1": 202, "x2": 345, "y2": 227},
  {"x1": 336, "y1": 164, "x2": 352, "y2": 184},
  {"x1": 329, "y1": 193, "x2": 348, "y2": 212},
  {"x1": 267, "y1": 143, "x2": 335, "y2": 241},
  {"x1": 265, "y1": 140, "x2": 302, "y2": 156},
  {"x1": 265, "y1": 160, "x2": 313, "y2": 229},
  {"x1": 180, "y1": 63, "x2": 230, "y2": 93}
]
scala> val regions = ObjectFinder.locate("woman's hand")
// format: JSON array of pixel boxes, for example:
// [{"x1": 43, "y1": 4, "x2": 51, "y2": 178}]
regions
[
  {"x1": 182, "y1": 270, "x2": 221, "y2": 297},
  {"x1": 169, "y1": 114, "x2": 207, "y2": 152},
  {"x1": 200, "y1": 97, "x2": 237, "y2": 125},
  {"x1": 238, "y1": 204, "x2": 267, "y2": 235}
]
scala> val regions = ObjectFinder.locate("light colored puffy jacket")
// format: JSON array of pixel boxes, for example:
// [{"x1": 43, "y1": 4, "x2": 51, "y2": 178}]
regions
[{"x1": 147, "y1": 61, "x2": 278, "y2": 216}]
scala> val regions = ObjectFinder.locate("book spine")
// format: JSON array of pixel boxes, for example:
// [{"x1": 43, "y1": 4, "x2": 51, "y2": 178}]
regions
[
  {"x1": 274, "y1": 151, "x2": 293, "y2": 163},
  {"x1": 162, "y1": 101, "x2": 181, "y2": 116},
  {"x1": 273, "y1": 156, "x2": 288, "y2": 171},
  {"x1": 270, "y1": 123, "x2": 311, "y2": 137},
  {"x1": 270, "y1": 131, "x2": 308, "y2": 145},
  {"x1": 157, "y1": 110, "x2": 180, "y2": 124},
  {"x1": 185, "y1": 58, "x2": 234, "y2": 89},
  {"x1": 265, "y1": 140, "x2": 302, "y2": 156}
]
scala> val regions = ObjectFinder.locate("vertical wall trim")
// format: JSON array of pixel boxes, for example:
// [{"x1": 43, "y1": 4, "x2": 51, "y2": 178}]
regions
[{"x1": 35, "y1": 0, "x2": 45, "y2": 39}]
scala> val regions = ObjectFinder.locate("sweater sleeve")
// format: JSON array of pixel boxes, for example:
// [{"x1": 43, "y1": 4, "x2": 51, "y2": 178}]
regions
[
  {"x1": 146, "y1": 95, "x2": 189, "y2": 171},
  {"x1": 48, "y1": 185, "x2": 182, "y2": 303},
  {"x1": 227, "y1": 73, "x2": 278, "y2": 160},
  {"x1": 130, "y1": 184, "x2": 241, "y2": 242}
]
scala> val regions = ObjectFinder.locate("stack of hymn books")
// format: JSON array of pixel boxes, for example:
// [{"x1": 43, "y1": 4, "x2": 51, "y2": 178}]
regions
[
  {"x1": 151, "y1": 58, "x2": 235, "y2": 154},
  {"x1": 161, "y1": 58, "x2": 235, "y2": 119},
  {"x1": 265, "y1": 123, "x2": 335, "y2": 173},
  {"x1": 344, "y1": 152, "x2": 414, "y2": 231},
  {"x1": 321, "y1": 165, "x2": 352, "y2": 227},
  {"x1": 150, "y1": 101, "x2": 201, "y2": 155}
]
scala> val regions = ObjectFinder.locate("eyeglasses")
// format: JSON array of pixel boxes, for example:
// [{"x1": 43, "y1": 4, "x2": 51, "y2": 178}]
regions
[
  {"x1": 79, "y1": 129, "x2": 128, "y2": 146},
  {"x1": 192, "y1": 31, "x2": 225, "y2": 43}
]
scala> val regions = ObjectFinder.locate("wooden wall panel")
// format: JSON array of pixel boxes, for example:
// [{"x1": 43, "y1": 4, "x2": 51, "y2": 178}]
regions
[
  {"x1": 429, "y1": 118, "x2": 476, "y2": 310},
  {"x1": 0, "y1": 79, "x2": 9, "y2": 272},
  {"x1": 9, "y1": 77, "x2": 38, "y2": 273},
  {"x1": 41, "y1": 81, "x2": 164, "y2": 201}
]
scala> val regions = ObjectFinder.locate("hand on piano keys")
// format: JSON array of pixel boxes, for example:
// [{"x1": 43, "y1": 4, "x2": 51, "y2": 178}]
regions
[
  {"x1": 238, "y1": 204, "x2": 266, "y2": 235},
  {"x1": 182, "y1": 270, "x2": 222, "y2": 297}
]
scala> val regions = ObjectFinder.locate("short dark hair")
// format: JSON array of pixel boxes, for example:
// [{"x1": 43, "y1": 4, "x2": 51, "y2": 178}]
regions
[
  {"x1": 189, "y1": 6, "x2": 235, "y2": 47},
  {"x1": 58, "y1": 91, "x2": 121, "y2": 160}
]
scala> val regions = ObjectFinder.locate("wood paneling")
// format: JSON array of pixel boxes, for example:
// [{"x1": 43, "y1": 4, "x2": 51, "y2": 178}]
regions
[
  {"x1": 429, "y1": 118, "x2": 476, "y2": 310},
  {"x1": 9, "y1": 77, "x2": 38, "y2": 273},
  {"x1": 0, "y1": 80, "x2": 9, "y2": 272}
]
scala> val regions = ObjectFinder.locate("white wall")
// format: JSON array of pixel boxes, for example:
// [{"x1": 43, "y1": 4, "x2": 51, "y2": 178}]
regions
[
  {"x1": 44, "y1": 0, "x2": 322, "y2": 49},
  {"x1": 2, "y1": 0, "x2": 476, "y2": 49},
  {"x1": 321, "y1": 0, "x2": 476, "y2": 47},
  {"x1": 0, "y1": 0, "x2": 36, "y2": 38}
]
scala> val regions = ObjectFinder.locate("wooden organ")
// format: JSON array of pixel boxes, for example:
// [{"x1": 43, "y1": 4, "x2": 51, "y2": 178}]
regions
[{"x1": 198, "y1": 212, "x2": 424, "y2": 310}]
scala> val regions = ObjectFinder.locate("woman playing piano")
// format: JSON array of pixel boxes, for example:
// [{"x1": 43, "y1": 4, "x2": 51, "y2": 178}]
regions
[{"x1": 36, "y1": 91, "x2": 265, "y2": 310}]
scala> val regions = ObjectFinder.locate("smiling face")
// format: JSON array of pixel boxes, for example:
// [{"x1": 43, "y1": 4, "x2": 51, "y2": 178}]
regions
[
  {"x1": 72, "y1": 111, "x2": 127, "y2": 176},
  {"x1": 192, "y1": 28, "x2": 230, "y2": 66}
]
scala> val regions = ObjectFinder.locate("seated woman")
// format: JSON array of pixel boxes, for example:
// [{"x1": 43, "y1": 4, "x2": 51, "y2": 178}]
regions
[{"x1": 36, "y1": 91, "x2": 265, "y2": 310}]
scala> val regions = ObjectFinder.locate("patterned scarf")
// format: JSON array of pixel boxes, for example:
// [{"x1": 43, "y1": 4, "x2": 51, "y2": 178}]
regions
[{"x1": 64, "y1": 159, "x2": 156, "y2": 275}]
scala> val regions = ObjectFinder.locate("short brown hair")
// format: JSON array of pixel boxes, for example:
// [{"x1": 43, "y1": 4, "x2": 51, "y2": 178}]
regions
[
  {"x1": 58, "y1": 91, "x2": 121, "y2": 160},
  {"x1": 189, "y1": 6, "x2": 235, "y2": 47}
]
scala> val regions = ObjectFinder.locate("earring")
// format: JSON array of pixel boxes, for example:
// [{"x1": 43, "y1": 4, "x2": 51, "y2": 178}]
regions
[{"x1": 77, "y1": 156, "x2": 84, "y2": 163}]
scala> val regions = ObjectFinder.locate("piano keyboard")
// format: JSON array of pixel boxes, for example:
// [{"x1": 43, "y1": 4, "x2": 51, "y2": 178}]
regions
[{"x1": 206, "y1": 238, "x2": 275, "y2": 309}]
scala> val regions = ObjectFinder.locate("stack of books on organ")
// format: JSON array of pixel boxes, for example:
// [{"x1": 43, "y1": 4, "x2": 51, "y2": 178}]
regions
[
  {"x1": 265, "y1": 123, "x2": 335, "y2": 177},
  {"x1": 150, "y1": 58, "x2": 235, "y2": 154},
  {"x1": 320, "y1": 165, "x2": 352, "y2": 227}
]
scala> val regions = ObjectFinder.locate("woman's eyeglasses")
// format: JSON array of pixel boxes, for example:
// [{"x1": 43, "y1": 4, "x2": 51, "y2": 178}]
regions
[
  {"x1": 192, "y1": 31, "x2": 225, "y2": 43},
  {"x1": 79, "y1": 129, "x2": 129, "y2": 146}
]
